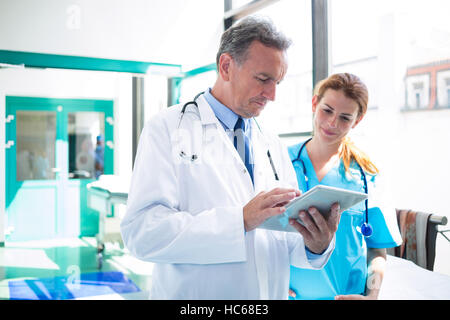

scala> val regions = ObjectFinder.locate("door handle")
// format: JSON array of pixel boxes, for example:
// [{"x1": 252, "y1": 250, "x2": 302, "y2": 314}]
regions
[
  {"x1": 5, "y1": 115, "x2": 14, "y2": 123},
  {"x1": 5, "y1": 140, "x2": 14, "y2": 149}
]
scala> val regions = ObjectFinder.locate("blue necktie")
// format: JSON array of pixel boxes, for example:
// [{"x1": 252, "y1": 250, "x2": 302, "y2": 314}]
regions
[{"x1": 234, "y1": 117, "x2": 254, "y2": 184}]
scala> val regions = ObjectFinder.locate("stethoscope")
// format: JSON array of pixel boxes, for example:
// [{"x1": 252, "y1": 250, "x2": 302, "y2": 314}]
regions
[
  {"x1": 292, "y1": 137, "x2": 373, "y2": 237},
  {"x1": 178, "y1": 92, "x2": 280, "y2": 181}
]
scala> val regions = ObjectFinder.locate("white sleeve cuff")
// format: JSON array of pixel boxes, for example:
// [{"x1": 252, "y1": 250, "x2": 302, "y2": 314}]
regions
[{"x1": 306, "y1": 235, "x2": 336, "y2": 269}]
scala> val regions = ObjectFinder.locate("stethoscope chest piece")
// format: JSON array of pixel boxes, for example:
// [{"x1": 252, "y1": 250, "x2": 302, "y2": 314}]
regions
[
  {"x1": 360, "y1": 221, "x2": 373, "y2": 238},
  {"x1": 179, "y1": 150, "x2": 198, "y2": 162}
]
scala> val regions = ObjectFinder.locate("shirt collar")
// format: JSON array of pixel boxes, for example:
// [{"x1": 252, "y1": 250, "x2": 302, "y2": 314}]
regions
[{"x1": 204, "y1": 88, "x2": 250, "y2": 131}]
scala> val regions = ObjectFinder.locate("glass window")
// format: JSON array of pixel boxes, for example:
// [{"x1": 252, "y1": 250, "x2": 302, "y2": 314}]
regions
[
  {"x1": 329, "y1": 0, "x2": 450, "y2": 275},
  {"x1": 248, "y1": 0, "x2": 313, "y2": 136},
  {"x1": 330, "y1": 0, "x2": 450, "y2": 111},
  {"x1": 447, "y1": 88, "x2": 450, "y2": 107},
  {"x1": 68, "y1": 112, "x2": 105, "y2": 179},
  {"x1": 16, "y1": 111, "x2": 56, "y2": 181},
  {"x1": 437, "y1": 72, "x2": 450, "y2": 108}
]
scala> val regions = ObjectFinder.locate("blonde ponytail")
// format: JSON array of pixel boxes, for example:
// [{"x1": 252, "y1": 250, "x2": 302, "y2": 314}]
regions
[{"x1": 339, "y1": 137, "x2": 379, "y2": 175}]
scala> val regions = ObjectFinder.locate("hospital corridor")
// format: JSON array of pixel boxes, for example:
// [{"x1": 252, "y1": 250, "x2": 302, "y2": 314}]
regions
[{"x1": 1, "y1": 0, "x2": 450, "y2": 303}]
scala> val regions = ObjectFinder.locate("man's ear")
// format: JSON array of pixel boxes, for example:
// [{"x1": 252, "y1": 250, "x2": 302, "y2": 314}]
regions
[{"x1": 218, "y1": 53, "x2": 233, "y2": 81}]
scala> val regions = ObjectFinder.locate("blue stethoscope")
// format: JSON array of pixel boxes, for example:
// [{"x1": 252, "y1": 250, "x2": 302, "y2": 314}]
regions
[
  {"x1": 292, "y1": 138, "x2": 373, "y2": 238},
  {"x1": 178, "y1": 92, "x2": 280, "y2": 181}
]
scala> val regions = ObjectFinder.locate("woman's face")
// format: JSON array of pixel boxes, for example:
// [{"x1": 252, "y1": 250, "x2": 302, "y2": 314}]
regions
[{"x1": 312, "y1": 89, "x2": 363, "y2": 145}]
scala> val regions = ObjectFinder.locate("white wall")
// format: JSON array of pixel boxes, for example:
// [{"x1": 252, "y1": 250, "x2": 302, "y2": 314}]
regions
[{"x1": 0, "y1": 0, "x2": 224, "y2": 68}]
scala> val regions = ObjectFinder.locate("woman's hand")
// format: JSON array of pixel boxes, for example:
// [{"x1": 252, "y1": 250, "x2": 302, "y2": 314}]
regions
[{"x1": 335, "y1": 293, "x2": 378, "y2": 300}]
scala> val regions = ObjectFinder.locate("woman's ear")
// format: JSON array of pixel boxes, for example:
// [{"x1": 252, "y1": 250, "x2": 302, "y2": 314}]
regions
[
  {"x1": 312, "y1": 95, "x2": 319, "y2": 113},
  {"x1": 352, "y1": 114, "x2": 364, "y2": 128},
  {"x1": 218, "y1": 53, "x2": 233, "y2": 81}
]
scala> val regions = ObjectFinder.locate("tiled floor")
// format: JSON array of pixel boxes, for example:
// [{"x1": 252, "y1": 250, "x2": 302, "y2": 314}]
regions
[{"x1": 0, "y1": 237, "x2": 152, "y2": 300}]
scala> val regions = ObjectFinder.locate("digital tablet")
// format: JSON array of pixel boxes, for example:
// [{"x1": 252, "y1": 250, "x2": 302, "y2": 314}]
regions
[{"x1": 258, "y1": 185, "x2": 368, "y2": 233}]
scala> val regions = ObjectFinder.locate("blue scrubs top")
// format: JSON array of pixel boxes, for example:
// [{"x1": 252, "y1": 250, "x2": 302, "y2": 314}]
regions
[{"x1": 288, "y1": 141, "x2": 402, "y2": 300}]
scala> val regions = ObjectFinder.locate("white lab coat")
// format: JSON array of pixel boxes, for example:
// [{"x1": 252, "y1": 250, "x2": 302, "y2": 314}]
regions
[{"x1": 120, "y1": 95, "x2": 335, "y2": 299}]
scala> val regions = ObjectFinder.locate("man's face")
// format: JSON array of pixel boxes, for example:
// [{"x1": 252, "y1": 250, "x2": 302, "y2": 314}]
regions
[{"x1": 228, "y1": 41, "x2": 288, "y2": 118}]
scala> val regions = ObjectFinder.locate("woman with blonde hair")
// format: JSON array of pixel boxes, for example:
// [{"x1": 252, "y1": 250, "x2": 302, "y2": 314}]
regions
[{"x1": 288, "y1": 73, "x2": 402, "y2": 300}]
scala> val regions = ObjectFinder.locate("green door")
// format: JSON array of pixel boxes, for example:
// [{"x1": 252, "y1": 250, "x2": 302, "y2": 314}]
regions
[{"x1": 5, "y1": 97, "x2": 114, "y2": 241}]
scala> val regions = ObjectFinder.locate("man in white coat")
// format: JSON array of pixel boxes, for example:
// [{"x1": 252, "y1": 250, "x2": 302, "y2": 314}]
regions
[{"x1": 121, "y1": 16, "x2": 341, "y2": 299}]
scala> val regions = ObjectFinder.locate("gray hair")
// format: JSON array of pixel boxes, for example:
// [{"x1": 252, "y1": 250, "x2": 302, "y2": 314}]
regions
[{"x1": 216, "y1": 15, "x2": 292, "y2": 67}]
